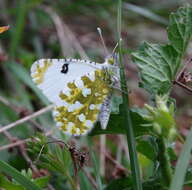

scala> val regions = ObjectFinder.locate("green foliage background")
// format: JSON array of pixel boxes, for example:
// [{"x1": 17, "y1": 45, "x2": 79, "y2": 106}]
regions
[{"x1": 0, "y1": 1, "x2": 192, "y2": 190}]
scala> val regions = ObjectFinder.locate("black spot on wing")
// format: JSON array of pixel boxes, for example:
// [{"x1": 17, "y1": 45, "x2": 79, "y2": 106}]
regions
[{"x1": 61, "y1": 63, "x2": 69, "y2": 74}]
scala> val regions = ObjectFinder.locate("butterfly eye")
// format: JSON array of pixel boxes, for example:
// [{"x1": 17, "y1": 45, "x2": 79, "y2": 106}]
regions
[{"x1": 61, "y1": 63, "x2": 69, "y2": 74}]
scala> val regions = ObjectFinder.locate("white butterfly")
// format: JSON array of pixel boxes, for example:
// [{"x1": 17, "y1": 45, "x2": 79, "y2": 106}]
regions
[{"x1": 30, "y1": 54, "x2": 120, "y2": 136}]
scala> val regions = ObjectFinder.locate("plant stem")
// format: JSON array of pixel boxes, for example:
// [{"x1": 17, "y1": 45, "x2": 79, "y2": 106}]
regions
[
  {"x1": 117, "y1": 1, "x2": 143, "y2": 190},
  {"x1": 157, "y1": 137, "x2": 172, "y2": 187}
]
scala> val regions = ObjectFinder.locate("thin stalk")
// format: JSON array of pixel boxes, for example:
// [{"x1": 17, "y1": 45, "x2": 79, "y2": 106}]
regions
[
  {"x1": 117, "y1": 1, "x2": 143, "y2": 190},
  {"x1": 157, "y1": 137, "x2": 172, "y2": 187}
]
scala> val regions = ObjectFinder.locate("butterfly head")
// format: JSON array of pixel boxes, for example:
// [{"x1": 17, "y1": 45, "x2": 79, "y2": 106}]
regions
[{"x1": 104, "y1": 53, "x2": 118, "y2": 66}]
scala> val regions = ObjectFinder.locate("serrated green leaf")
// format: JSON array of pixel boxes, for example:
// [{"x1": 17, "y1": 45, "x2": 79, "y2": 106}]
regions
[
  {"x1": 132, "y1": 5, "x2": 192, "y2": 95},
  {"x1": 90, "y1": 106, "x2": 152, "y2": 136},
  {"x1": 168, "y1": 5, "x2": 192, "y2": 54},
  {"x1": 132, "y1": 42, "x2": 178, "y2": 95}
]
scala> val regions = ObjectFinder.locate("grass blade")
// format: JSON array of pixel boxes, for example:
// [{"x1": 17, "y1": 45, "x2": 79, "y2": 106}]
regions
[
  {"x1": 6, "y1": 62, "x2": 49, "y2": 105},
  {"x1": 0, "y1": 160, "x2": 42, "y2": 190},
  {"x1": 169, "y1": 128, "x2": 192, "y2": 190},
  {"x1": 9, "y1": 0, "x2": 27, "y2": 58},
  {"x1": 118, "y1": 0, "x2": 143, "y2": 190},
  {"x1": 123, "y1": 3, "x2": 168, "y2": 25}
]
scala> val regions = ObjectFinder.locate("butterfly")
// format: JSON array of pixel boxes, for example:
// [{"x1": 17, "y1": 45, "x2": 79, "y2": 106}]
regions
[{"x1": 30, "y1": 54, "x2": 120, "y2": 136}]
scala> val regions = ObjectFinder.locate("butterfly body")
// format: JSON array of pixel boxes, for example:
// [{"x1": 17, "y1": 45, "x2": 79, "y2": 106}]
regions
[{"x1": 31, "y1": 56, "x2": 119, "y2": 135}]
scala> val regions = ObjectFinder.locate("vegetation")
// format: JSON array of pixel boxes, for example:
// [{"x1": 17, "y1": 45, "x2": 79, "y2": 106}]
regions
[{"x1": 0, "y1": 1, "x2": 192, "y2": 190}]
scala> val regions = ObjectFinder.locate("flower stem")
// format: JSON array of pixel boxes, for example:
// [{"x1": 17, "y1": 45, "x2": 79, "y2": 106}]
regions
[
  {"x1": 157, "y1": 137, "x2": 172, "y2": 187},
  {"x1": 117, "y1": 1, "x2": 143, "y2": 190}
]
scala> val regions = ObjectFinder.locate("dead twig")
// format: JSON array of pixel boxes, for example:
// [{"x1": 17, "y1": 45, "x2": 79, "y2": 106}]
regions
[
  {"x1": 0, "y1": 129, "x2": 54, "y2": 152},
  {"x1": 0, "y1": 139, "x2": 29, "y2": 151},
  {"x1": 0, "y1": 95, "x2": 18, "y2": 110},
  {"x1": 0, "y1": 95, "x2": 46, "y2": 132},
  {"x1": 104, "y1": 151, "x2": 127, "y2": 172},
  {"x1": 2, "y1": 129, "x2": 38, "y2": 172},
  {"x1": 0, "y1": 105, "x2": 54, "y2": 134}
]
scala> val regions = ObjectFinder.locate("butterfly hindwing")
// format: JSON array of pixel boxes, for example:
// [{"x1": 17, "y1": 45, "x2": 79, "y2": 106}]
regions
[
  {"x1": 53, "y1": 69, "x2": 110, "y2": 135},
  {"x1": 31, "y1": 58, "x2": 112, "y2": 135}
]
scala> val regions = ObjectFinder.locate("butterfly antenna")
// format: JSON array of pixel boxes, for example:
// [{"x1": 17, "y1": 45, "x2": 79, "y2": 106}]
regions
[{"x1": 97, "y1": 27, "x2": 109, "y2": 56}]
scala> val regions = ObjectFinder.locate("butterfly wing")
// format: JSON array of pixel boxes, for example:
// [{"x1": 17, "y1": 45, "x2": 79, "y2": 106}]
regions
[
  {"x1": 98, "y1": 95, "x2": 112, "y2": 129},
  {"x1": 31, "y1": 59, "x2": 102, "y2": 103},
  {"x1": 53, "y1": 69, "x2": 110, "y2": 135},
  {"x1": 31, "y1": 59, "x2": 110, "y2": 135}
]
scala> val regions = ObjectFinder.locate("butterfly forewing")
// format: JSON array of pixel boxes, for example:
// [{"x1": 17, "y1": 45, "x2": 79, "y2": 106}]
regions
[
  {"x1": 31, "y1": 58, "x2": 111, "y2": 135},
  {"x1": 31, "y1": 59, "x2": 102, "y2": 103}
]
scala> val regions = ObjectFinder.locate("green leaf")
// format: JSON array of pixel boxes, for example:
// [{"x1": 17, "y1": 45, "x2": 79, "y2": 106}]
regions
[
  {"x1": 34, "y1": 176, "x2": 50, "y2": 188},
  {"x1": 132, "y1": 5, "x2": 192, "y2": 95},
  {"x1": 105, "y1": 177, "x2": 165, "y2": 190},
  {"x1": 105, "y1": 177, "x2": 132, "y2": 190},
  {"x1": 169, "y1": 127, "x2": 192, "y2": 190},
  {"x1": 132, "y1": 42, "x2": 178, "y2": 95},
  {"x1": 0, "y1": 160, "x2": 42, "y2": 190},
  {"x1": 168, "y1": 5, "x2": 192, "y2": 55},
  {"x1": 90, "y1": 107, "x2": 151, "y2": 136},
  {"x1": 137, "y1": 137, "x2": 157, "y2": 161},
  {"x1": 79, "y1": 171, "x2": 92, "y2": 190},
  {"x1": 0, "y1": 174, "x2": 25, "y2": 190},
  {"x1": 111, "y1": 95, "x2": 122, "y2": 114},
  {"x1": 0, "y1": 174, "x2": 49, "y2": 190}
]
